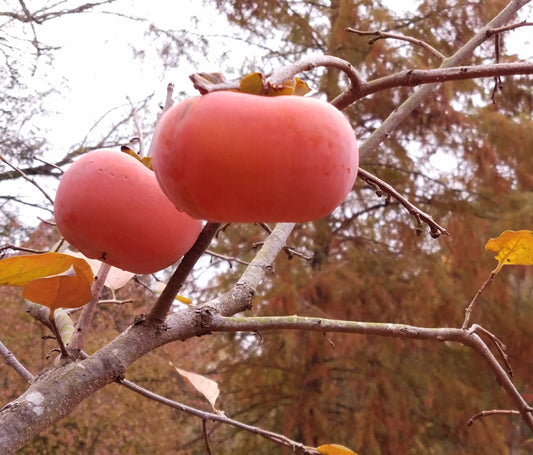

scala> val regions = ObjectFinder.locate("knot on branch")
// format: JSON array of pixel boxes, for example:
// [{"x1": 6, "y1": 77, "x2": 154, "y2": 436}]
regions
[{"x1": 193, "y1": 306, "x2": 219, "y2": 336}]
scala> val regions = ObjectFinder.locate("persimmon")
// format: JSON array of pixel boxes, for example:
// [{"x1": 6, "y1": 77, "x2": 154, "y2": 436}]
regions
[
  {"x1": 151, "y1": 91, "x2": 358, "y2": 222},
  {"x1": 54, "y1": 150, "x2": 202, "y2": 274}
]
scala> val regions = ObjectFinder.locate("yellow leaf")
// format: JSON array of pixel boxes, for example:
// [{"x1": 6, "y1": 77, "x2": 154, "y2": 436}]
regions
[
  {"x1": 176, "y1": 295, "x2": 192, "y2": 305},
  {"x1": 317, "y1": 444, "x2": 358, "y2": 455},
  {"x1": 239, "y1": 72, "x2": 265, "y2": 95},
  {"x1": 22, "y1": 265, "x2": 93, "y2": 310},
  {"x1": 0, "y1": 252, "x2": 93, "y2": 286},
  {"x1": 485, "y1": 230, "x2": 533, "y2": 272}
]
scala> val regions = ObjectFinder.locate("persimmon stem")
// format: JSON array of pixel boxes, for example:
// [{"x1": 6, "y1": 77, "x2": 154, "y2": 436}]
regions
[{"x1": 146, "y1": 222, "x2": 220, "y2": 324}]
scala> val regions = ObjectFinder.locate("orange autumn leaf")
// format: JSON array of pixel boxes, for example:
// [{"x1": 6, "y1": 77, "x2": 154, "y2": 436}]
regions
[
  {"x1": 317, "y1": 444, "x2": 358, "y2": 455},
  {"x1": 22, "y1": 265, "x2": 93, "y2": 310},
  {"x1": 0, "y1": 252, "x2": 94, "y2": 310},
  {"x1": 485, "y1": 230, "x2": 533, "y2": 273}
]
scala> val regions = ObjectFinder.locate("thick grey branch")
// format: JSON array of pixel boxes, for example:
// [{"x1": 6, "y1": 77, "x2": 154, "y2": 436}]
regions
[{"x1": 0, "y1": 222, "x2": 295, "y2": 453}]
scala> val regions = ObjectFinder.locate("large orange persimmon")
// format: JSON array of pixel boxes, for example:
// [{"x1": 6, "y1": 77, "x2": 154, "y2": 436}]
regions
[
  {"x1": 54, "y1": 150, "x2": 202, "y2": 274},
  {"x1": 151, "y1": 91, "x2": 358, "y2": 222}
]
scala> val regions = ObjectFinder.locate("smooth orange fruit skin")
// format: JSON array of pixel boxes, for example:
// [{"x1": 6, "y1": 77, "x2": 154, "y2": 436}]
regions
[
  {"x1": 151, "y1": 91, "x2": 358, "y2": 222},
  {"x1": 54, "y1": 150, "x2": 202, "y2": 274}
]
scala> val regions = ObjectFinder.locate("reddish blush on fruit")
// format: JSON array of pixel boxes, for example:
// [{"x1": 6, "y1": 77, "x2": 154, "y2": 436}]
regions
[
  {"x1": 54, "y1": 150, "x2": 202, "y2": 274},
  {"x1": 151, "y1": 91, "x2": 358, "y2": 223}
]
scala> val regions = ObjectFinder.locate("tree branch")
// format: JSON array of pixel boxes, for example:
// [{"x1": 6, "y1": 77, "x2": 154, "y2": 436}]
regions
[
  {"x1": 67, "y1": 262, "x2": 111, "y2": 357},
  {"x1": 0, "y1": 339, "x2": 34, "y2": 383},
  {"x1": 343, "y1": 0, "x2": 532, "y2": 158},
  {"x1": 147, "y1": 222, "x2": 221, "y2": 324},
  {"x1": 358, "y1": 61, "x2": 533, "y2": 102},
  {"x1": 206, "y1": 314, "x2": 533, "y2": 432},
  {"x1": 0, "y1": 221, "x2": 295, "y2": 453},
  {"x1": 0, "y1": 155, "x2": 54, "y2": 205},
  {"x1": 345, "y1": 27, "x2": 446, "y2": 60},
  {"x1": 118, "y1": 377, "x2": 319, "y2": 454},
  {"x1": 357, "y1": 167, "x2": 448, "y2": 238}
]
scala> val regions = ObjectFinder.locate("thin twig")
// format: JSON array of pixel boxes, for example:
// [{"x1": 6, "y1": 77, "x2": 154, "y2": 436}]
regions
[
  {"x1": 0, "y1": 339, "x2": 34, "y2": 383},
  {"x1": 467, "y1": 409, "x2": 522, "y2": 426},
  {"x1": 462, "y1": 270, "x2": 497, "y2": 329},
  {"x1": 469, "y1": 324, "x2": 512, "y2": 376},
  {"x1": 97, "y1": 298, "x2": 134, "y2": 306},
  {"x1": 0, "y1": 244, "x2": 48, "y2": 257},
  {"x1": 486, "y1": 20, "x2": 533, "y2": 36},
  {"x1": 0, "y1": 155, "x2": 54, "y2": 205},
  {"x1": 202, "y1": 420, "x2": 213, "y2": 455},
  {"x1": 48, "y1": 311, "x2": 69, "y2": 359},
  {"x1": 345, "y1": 28, "x2": 446, "y2": 60},
  {"x1": 357, "y1": 168, "x2": 448, "y2": 238},
  {"x1": 164, "y1": 82, "x2": 174, "y2": 113},
  {"x1": 205, "y1": 250, "x2": 250, "y2": 267},
  {"x1": 127, "y1": 97, "x2": 144, "y2": 156},
  {"x1": 117, "y1": 377, "x2": 318, "y2": 454},
  {"x1": 67, "y1": 262, "x2": 111, "y2": 356}
]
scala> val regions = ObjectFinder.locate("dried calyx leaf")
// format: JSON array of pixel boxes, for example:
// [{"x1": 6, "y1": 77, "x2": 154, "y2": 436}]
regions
[
  {"x1": 120, "y1": 143, "x2": 153, "y2": 170},
  {"x1": 189, "y1": 71, "x2": 311, "y2": 97},
  {"x1": 239, "y1": 71, "x2": 311, "y2": 96},
  {"x1": 485, "y1": 229, "x2": 533, "y2": 273}
]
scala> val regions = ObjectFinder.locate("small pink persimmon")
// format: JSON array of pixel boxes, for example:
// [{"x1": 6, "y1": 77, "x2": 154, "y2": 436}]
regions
[
  {"x1": 151, "y1": 91, "x2": 358, "y2": 223},
  {"x1": 54, "y1": 150, "x2": 202, "y2": 274}
]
